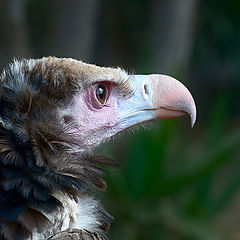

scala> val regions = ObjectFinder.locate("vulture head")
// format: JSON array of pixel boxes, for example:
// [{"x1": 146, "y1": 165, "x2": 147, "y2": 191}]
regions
[{"x1": 0, "y1": 57, "x2": 196, "y2": 240}]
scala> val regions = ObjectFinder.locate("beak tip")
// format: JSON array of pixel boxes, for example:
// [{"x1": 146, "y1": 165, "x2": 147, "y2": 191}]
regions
[
  {"x1": 178, "y1": 99, "x2": 197, "y2": 128},
  {"x1": 191, "y1": 117, "x2": 196, "y2": 128},
  {"x1": 190, "y1": 107, "x2": 197, "y2": 128}
]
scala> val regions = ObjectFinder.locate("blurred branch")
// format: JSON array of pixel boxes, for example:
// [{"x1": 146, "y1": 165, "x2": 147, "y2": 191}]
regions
[
  {"x1": 45, "y1": 0, "x2": 100, "y2": 62},
  {"x1": 0, "y1": 0, "x2": 30, "y2": 69},
  {"x1": 151, "y1": 0, "x2": 199, "y2": 75}
]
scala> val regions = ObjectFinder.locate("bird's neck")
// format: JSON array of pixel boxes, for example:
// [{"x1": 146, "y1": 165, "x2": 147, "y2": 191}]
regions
[{"x1": 0, "y1": 125, "x2": 110, "y2": 239}]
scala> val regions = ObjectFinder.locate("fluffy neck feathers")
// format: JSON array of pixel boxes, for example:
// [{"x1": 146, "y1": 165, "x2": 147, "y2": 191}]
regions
[{"x1": 0, "y1": 123, "x2": 114, "y2": 239}]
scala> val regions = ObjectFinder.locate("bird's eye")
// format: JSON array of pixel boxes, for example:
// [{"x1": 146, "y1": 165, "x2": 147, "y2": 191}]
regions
[{"x1": 96, "y1": 84, "x2": 107, "y2": 104}]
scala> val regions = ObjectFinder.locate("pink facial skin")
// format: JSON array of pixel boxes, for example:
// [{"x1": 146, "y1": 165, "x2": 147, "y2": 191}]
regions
[
  {"x1": 82, "y1": 82, "x2": 118, "y2": 128},
  {"x1": 65, "y1": 82, "x2": 121, "y2": 151}
]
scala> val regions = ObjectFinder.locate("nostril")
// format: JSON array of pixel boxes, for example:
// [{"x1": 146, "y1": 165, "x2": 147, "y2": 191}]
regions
[{"x1": 144, "y1": 84, "x2": 149, "y2": 95}]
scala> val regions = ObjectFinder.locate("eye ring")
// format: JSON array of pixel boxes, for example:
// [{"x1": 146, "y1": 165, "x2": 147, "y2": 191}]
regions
[{"x1": 95, "y1": 84, "x2": 107, "y2": 104}]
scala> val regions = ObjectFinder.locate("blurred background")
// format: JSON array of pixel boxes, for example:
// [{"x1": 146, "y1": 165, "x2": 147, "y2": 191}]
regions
[{"x1": 1, "y1": 0, "x2": 240, "y2": 239}]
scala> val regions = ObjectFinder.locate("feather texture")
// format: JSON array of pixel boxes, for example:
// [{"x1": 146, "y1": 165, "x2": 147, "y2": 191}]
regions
[
  {"x1": 48, "y1": 229, "x2": 106, "y2": 240},
  {"x1": 0, "y1": 58, "x2": 125, "y2": 239}
]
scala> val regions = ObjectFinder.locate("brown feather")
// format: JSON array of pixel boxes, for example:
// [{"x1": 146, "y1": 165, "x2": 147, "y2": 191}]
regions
[
  {"x1": 48, "y1": 229, "x2": 106, "y2": 240},
  {"x1": 17, "y1": 208, "x2": 51, "y2": 233}
]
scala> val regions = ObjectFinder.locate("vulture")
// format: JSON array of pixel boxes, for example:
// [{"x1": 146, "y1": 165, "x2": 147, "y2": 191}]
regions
[{"x1": 0, "y1": 57, "x2": 196, "y2": 240}]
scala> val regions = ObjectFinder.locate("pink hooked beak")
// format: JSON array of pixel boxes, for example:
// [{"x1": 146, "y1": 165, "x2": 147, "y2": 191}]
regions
[
  {"x1": 149, "y1": 74, "x2": 196, "y2": 127},
  {"x1": 118, "y1": 74, "x2": 196, "y2": 128}
]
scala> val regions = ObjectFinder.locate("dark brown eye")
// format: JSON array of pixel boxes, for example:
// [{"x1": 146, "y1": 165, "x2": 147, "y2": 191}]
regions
[{"x1": 96, "y1": 84, "x2": 106, "y2": 104}]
